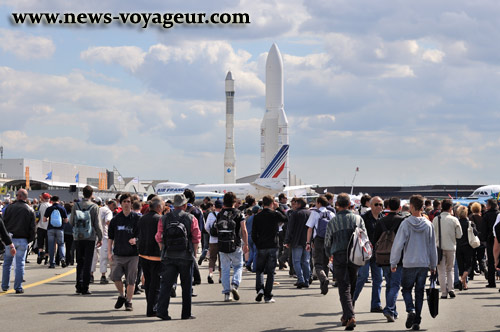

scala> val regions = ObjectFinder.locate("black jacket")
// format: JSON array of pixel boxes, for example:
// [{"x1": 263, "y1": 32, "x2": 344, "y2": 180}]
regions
[
  {"x1": 0, "y1": 216, "x2": 13, "y2": 246},
  {"x1": 252, "y1": 208, "x2": 287, "y2": 249},
  {"x1": 481, "y1": 208, "x2": 498, "y2": 242},
  {"x1": 138, "y1": 211, "x2": 162, "y2": 257},
  {"x1": 3, "y1": 200, "x2": 36, "y2": 242},
  {"x1": 362, "y1": 211, "x2": 382, "y2": 243},
  {"x1": 284, "y1": 207, "x2": 311, "y2": 248}
]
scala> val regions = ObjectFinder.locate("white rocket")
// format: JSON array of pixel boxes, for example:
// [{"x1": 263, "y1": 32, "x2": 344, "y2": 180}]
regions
[
  {"x1": 260, "y1": 43, "x2": 289, "y2": 185},
  {"x1": 224, "y1": 71, "x2": 236, "y2": 183}
]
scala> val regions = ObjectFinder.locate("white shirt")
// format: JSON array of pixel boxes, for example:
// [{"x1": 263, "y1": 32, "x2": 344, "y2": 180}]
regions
[
  {"x1": 306, "y1": 206, "x2": 335, "y2": 238},
  {"x1": 99, "y1": 206, "x2": 113, "y2": 239},
  {"x1": 205, "y1": 211, "x2": 219, "y2": 244},
  {"x1": 37, "y1": 202, "x2": 52, "y2": 230},
  {"x1": 493, "y1": 214, "x2": 500, "y2": 238}
]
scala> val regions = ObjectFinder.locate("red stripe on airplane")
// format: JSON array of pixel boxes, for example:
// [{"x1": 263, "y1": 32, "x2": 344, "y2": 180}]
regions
[{"x1": 272, "y1": 162, "x2": 285, "y2": 178}]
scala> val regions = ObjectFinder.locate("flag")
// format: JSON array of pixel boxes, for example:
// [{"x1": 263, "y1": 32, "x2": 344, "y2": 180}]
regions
[
  {"x1": 356, "y1": 167, "x2": 359, "y2": 172},
  {"x1": 323, "y1": 188, "x2": 327, "y2": 193},
  {"x1": 45, "y1": 171, "x2": 52, "y2": 180},
  {"x1": 75, "y1": 172, "x2": 79, "y2": 183}
]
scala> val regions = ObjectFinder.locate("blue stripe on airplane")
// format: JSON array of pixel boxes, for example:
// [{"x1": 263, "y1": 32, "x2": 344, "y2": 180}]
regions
[{"x1": 260, "y1": 145, "x2": 289, "y2": 178}]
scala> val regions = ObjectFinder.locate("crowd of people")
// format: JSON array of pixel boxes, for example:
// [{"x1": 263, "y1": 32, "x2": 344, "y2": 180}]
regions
[{"x1": 1, "y1": 187, "x2": 500, "y2": 330}]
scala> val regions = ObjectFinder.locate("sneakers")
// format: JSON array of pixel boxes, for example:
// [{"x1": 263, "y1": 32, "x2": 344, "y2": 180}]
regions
[
  {"x1": 60, "y1": 259, "x2": 67, "y2": 268},
  {"x1": 224, "y1": 293, "x2": 232, "y2": 302},
  {"x1": 255, "y1": 289, "x2": 264, "y2": 302},
  {"x1": 345, "y1": 317, "x2": 356, "y2": 331},
  {"x1": 15, "y1": 289, "x2": 24, "y2": 294},
  {"x1": 265, "y1": 298, "x2": 276, "y2": 303},
  {"x1": 100, "y1": 276, "x2": 109, "y2": 284},
  {"x1": 115, "y1": 295, "x2": 127, "y2": 309},
  {"x1": 207, "y1": 275, "x2": 214, "y2": 284},
  {"x1": 448, "y1": 291, "x2": 456, "y2": 298},
  {"x1": 320, "y1": 279, "x2": 329, "y2": 295},
  {"x1": 125, "y1": 301, "x2": 133, "y2": 311},
  {"x1": 370, "y1": 306, "x2": 384, "y2": 313},
  {"x1": 406, "y1": 312, "x2": 416, "y2": 329},
  {"x1": 231, "y1": 285, "x2": 240, "y2": 301},
  {"x1": 384, "y1": 312, "x2": 395, "y2": 323}
]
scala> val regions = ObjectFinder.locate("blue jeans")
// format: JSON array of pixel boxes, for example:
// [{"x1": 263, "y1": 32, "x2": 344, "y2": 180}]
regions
[
  {"x1": 246, "y1": 238, "x2": 257, "y2": 272},
  {"x1": 47, "y1": 228, "x2": 65, "y2": 266},
  {"x1": 2, "y1": 238, "x2": 28, "y2": 291},
  {"x1": 382, "y1": 265, "x2": 402, "y2": 318},
  {"x1": 401, "y1": 267, "x2": 428, "y2": 325},
  {"x1": 353, "y1": 259, "x2": 383, "y2": 309},
  {"x1": 219, "y1": 247, "x2": 243, "y2": 294},
  {"x1": 291, "y1": 246, "x2": 310, "y2": 284},
  {"x1": 256, "y1": 248, "x2": 278, "y2": 300}
]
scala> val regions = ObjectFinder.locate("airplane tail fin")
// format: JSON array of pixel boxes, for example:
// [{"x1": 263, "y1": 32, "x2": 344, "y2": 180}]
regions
[{"x1": 259, "y1": 144, "x2": 289, "y2": 179}]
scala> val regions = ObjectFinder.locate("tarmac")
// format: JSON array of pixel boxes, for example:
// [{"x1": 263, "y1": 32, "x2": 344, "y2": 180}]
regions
[{"x1": 1, "y1": 253, "x2": 499, "y2": 332}]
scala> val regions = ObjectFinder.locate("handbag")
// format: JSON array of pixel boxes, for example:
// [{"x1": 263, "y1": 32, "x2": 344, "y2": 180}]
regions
[
  {"x1": 426, "y1": 273, "x2": 439, "y2": 318},
  {"x1": 437, "y1": 216, "x2": 443, "y2": 264},
  {"x1": 468, "y1": 220, "x2": 480, "y2": 249}
]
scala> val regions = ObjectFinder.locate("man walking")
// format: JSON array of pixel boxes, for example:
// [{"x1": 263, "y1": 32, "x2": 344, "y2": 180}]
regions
[
  {"x1": 373, "y1": 197, "x2": 405, "y2": 322},
  {"x1": 215, "y1": 192, "x2": 248, "y2": 302},
  {"x1": 285, "y1": 198, "x2": 311, "y2": 290},
  {"x1": 138, "y1": 196, "x2": 164, "y2": 317},
  {"x1": 325, "y1": 193, "x2": 365, "y2": 330},
  {"x1": 482, "y1": 198, "x2": 499, "y2": 288},
  {"x1": 433, "y1": 199, "x2": 462, "y2": 299},
  {"x1": 1, "y1": 189, "x2": 36, "y2": 293},
  {"x1": 390, "y1": 195, "x2": 437, "y2": 331},
  {"x1": 108, "y1": 193, "x2": 140, "y2": 311},
  {"x1": 353, "y1": 196, "x2": 384, "y2": 312},
  {"x1": 70, "y1": 186, "x2": 102, "y2": 295},
  {"x1": 306, "y1": 196, "x2": 334, "y2": 294},
  {"x1": 253, "y1": 195, "x2": 287, "y2": 303},
  {"x1": 43, "y1": 195, "x2": 68, "y2": 268},
  {"x1": 155, "y1": 194, "x2": 201, "y2": 320}
]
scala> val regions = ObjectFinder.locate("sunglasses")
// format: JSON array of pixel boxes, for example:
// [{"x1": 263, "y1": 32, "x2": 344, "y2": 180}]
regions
[{"x1": 374, "y1": 203, "x2": 384, "y2": 207}]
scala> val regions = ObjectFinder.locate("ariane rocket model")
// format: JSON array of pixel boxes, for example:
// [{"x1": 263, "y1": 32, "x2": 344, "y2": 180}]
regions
[
  {"x1": 224, "y1": 71, "x2": 236, "y2": 184},
  {"x1": 260, "y1": 43, "x2": 289, "y2": 186}
]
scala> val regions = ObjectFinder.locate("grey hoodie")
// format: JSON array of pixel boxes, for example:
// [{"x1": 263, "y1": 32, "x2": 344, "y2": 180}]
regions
[{"x1": 390, "y1": 215, "x2": 437, "y2": 269}]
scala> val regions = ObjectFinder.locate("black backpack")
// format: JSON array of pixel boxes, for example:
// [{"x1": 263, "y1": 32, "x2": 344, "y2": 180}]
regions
[
  {"x1": 214, "y1": 209, "x2": 239, "y2": 253},
  {"x1": 162, "y1": 213, "x2": 189, "y2": 252}
]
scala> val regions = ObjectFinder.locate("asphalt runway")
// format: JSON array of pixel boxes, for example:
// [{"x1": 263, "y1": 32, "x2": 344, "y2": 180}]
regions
[{"x1": 1, "y1": 253, "x2": 499, "y2": 332}]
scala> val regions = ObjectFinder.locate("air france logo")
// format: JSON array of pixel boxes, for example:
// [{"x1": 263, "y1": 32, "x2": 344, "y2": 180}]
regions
[{"x1": 157, "y1": 188, "x2": 185, "y2": 194}]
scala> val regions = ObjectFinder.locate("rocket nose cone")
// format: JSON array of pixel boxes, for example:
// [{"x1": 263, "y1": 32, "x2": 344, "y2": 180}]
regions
[
  {"x1": 267, "y1": 43, "x2": 282, "y2": 62},
  {"x1": 225, "y1": 71, "x2": 233, "y2": 81}
]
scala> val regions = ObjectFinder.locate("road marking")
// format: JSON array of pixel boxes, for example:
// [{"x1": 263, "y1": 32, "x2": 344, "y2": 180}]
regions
[{"x1": 0, "y1": 268, "x2": 76, "y2": 296}]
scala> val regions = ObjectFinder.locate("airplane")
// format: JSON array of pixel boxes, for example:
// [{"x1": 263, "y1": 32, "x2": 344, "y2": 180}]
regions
[
  {"x1": 453, "y1": 185, "x2": 500, "y2": 206},
  {"x1": 155, "y1": 145, "x2": 317, "y2": 200}
]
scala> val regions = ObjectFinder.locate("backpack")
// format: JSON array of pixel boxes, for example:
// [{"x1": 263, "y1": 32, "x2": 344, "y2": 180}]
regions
[
  {"x1": 375, "y1": 221, "x2": 397, "y2": 266},
  {"x1": 315, "y1": 210, "x2": 331, "y2": 238},
  {"x1": 214, "y1": 209, "x2": 238, "y2": 253},
  {"x1": 50, "y1": 208, "x2": 63, "y2": 228},
  {"x1": 74, "y1": 203, "x2": 93, "y2": 240},
  {"x1": 209, "y1": 212, "x2": 219, "y2": 237},
  {"x1": 347, "y1": 220, "x2": 373, "y2": 266},
  {"x1": 163, "y1": 216, "x2": 189, "y2": 252}
]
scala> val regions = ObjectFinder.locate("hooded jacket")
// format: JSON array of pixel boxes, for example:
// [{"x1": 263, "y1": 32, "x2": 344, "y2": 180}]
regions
[{"x1": 390, "y1": 215, "x2": 437, "y2": 269}]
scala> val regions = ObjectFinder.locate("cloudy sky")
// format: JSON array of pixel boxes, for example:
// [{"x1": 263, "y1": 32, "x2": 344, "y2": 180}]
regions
[{"x1": 1, "y1": 0, "x2": 499, "y2": 186}]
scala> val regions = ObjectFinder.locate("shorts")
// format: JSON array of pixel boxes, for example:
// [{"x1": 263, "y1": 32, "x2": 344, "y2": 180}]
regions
[{"x1": 110, "y1": 255, "x2": 139, "y2": 284}]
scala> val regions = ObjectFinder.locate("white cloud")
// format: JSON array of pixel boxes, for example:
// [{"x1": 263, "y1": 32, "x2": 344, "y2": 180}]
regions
[
  {"x1": 0, "y1": 28, "x2": 55, "y2": 59},
  {"x1": 422, "y1": 49, "x2": 445, "y2": 63},
  {"x1": 380, "y1": 64, "x2": 415, "y2": 78},
  {"x1": 81, "y1": 46, "x2": 146, "y2": 72}
]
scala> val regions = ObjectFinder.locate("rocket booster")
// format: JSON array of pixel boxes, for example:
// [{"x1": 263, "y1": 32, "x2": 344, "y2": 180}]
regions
[
  {"x1": 224, "y1": 71, "x2": 236, "y2": 183},
  {"x1": 260, "y1": 43, "x2": 289, "y2": 185}
]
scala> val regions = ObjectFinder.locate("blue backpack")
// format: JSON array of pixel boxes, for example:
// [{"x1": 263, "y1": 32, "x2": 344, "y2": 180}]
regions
[
  {"x1": 50, "y1": 208, "x2": 63, "y2": 228},
  {"x1": 316, "y1": 210, "x2": 332, "y2": 238}
]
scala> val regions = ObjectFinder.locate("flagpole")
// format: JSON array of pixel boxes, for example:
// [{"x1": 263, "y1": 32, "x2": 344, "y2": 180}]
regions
[{"x1": 350, "y1": 167, "x2": 359, "y2": 196}]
